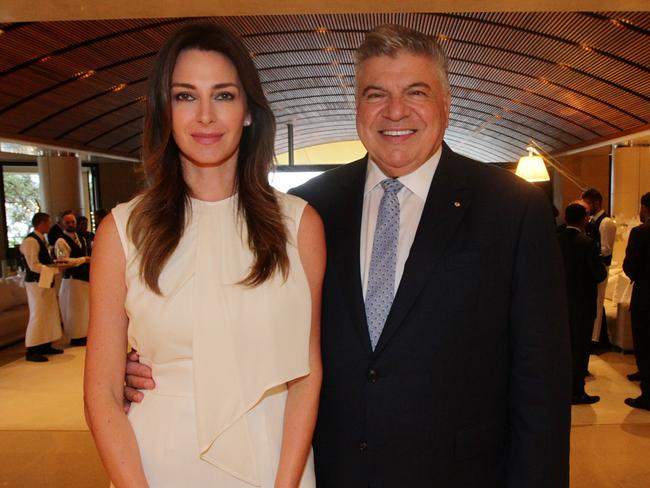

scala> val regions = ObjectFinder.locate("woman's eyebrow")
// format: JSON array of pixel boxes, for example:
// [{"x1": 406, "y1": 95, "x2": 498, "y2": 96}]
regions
[{"x1": 171, "y1": 82, "x2": 239, "y2": 89}]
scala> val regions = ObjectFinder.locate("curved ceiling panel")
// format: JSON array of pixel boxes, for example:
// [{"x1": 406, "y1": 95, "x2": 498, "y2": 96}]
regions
[{"x1": 0, "y1": 11, "x2": 648, "y2": 163}]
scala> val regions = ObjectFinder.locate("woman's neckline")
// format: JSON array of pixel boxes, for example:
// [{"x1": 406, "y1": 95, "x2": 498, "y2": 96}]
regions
[{"x1": 190, "y1": 193, "x2": 237, "y2": 207}]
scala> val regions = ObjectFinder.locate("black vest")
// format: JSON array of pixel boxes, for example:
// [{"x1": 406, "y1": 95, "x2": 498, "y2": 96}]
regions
[
  {"x1": 22, "y1": 233, "x2": 53, "y2": 283},
  {"x1": 60, "y1": 233, "x2": 90, "y2": 281},
  {"x1": 586, "y1": 212, "x2": 612, "y2": 266}
]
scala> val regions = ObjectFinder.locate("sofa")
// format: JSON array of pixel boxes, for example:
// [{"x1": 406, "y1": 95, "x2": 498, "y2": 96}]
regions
[{"x1": 0, "y1": 276, "x2": 29, "y2": 348}]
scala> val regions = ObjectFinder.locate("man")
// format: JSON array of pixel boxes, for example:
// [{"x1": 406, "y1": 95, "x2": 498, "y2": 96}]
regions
[
  {"x1": 76, "y1": 215, "x2": 95, "y2": 248},
  {"x1": 622, "y1": 192, "x2": 650, "y2": 411},
  {"x1": 19, "y1": 212, "x2": 63, "y2": 362},
  {"x1": 126, "y1": 25, "x2": 571, "y2": 486},
  {"x1": 46, "y1": 210, "x2": 65, "y2": 246},
  {"x1": 55, "y1": 211, "x2": 91, "y2": 346},
  {"x1": 558, "y1": 203, "x2": 606, "y2": 404},
  {"x1": 582, "y1": 188, "x2": 616, "y2": 346}
]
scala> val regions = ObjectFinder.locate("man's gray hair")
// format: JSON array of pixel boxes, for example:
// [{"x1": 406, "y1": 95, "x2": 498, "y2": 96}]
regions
[{"x1": 355, "y1": 24, "x2": 449, "y2": 94}]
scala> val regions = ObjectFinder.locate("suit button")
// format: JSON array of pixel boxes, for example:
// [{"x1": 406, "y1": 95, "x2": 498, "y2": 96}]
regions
[
  {"x1": 367, "y1": 369, "x2": 378, "y2": 382},
  {"x1": 359, "y1": 441, "x2": 368, "y2": 451}
]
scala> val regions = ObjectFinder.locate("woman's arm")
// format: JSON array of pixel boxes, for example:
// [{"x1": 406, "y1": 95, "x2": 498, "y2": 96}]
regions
[
  {"x1": 274, "y1": 204, "x2": 325, "y2": 488},
  {"x1": 83, "y1": 214, "x2": 149, "y2": 487}
]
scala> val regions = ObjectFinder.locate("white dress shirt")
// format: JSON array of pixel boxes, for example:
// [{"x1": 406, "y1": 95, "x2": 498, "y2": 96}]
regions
[
  {"x1": 593, "y1": 210, "x2": 616, "y2": 259},
  {"x1": 360, "y1": 147, "x2": 442, "y2": 298},
  {"x1": 55, "y1": 232, "x2": 88, "y2": 267}
]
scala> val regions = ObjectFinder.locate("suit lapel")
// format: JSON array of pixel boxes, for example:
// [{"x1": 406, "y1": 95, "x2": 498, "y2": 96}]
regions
[
  {"x1": 329, "y1": 157, "x2": 373, "y2": 354},
  {"x1": 373, "y1": 145, "x2": 473, "y2": 355}
]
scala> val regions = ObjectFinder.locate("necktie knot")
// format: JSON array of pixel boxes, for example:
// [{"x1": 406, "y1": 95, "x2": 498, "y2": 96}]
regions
[{"x1": 380, "y1": 178, "x2": 403, "y2": 196}]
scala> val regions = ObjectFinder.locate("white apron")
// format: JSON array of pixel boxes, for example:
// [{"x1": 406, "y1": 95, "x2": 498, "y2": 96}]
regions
[
  {"x1": 59, "y1": 278, "x2": 89, "y2": 339},
  {"x1": 25, "y1": 281, "x2": 63, "y2": 347}
]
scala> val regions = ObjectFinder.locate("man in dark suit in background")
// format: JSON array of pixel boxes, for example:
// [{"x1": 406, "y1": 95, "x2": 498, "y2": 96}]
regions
[
  {"x1": 125, "y1": 24, "x2": 571, "y2": 487},
  {"x1": 558, "y1": 203, "x2": 606, "y2": 405},
  {"x1": 582, "y1": 188, "x2": 617, "y2": 348},
  {"x1": 623, "y1": 192, "x2": 650, "y2": 411},
  {"x1": 46, "y1": 210, "x2": 65, "y2": 246}
]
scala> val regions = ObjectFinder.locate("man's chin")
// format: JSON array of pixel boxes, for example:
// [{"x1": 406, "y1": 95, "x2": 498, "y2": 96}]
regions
[{"x1": 371, "y1": 153, "x2": 429, "y2": 177}]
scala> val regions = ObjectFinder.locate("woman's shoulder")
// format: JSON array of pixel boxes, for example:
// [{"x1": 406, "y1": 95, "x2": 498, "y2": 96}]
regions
[
  {"x1": 110, "y1": 195, "x2": 144, "y2": 248},
  {"x1": 274, "y1": 189, "x2": 306, "y2": 211},
  {"x1": 112, "y1": 195, "x2": 144, "y2": 224},
  {"x1": 272, "y1": 190, "x2": 310, "y2": 243},
  {"x1": 112, "y1": 194, "x2": 142, "y2": 215}
]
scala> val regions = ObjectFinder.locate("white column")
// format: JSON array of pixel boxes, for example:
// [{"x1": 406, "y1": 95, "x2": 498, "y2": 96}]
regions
[
  {"x1": 612, "y1": 146, "x2": 650, "y2": 222},
  {"x1": 37, "y1": 153, "x2": 84, "y2": 216},
  {"x1": 611, "y1": 146, "x2": 650, "y2": 264}
]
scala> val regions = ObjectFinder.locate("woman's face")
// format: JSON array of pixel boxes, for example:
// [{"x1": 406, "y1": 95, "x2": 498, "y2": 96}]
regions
[{"x1": 170, "y1": 48, "x2": 249, "y2": 171}]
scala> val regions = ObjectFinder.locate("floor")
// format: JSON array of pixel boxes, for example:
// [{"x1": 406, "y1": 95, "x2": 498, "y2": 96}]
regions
[{"x1": 1, "y1": 342, "x2": 649, "y2": 487}]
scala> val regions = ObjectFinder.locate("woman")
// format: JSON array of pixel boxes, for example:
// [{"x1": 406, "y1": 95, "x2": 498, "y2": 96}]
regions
[{"x1": 84, "y1": 23, "x2": 324, "y2": 488}]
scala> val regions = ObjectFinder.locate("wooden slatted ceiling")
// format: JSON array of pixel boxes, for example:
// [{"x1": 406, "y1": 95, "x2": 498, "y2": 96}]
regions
[{"x1": 0, "y1": 12, "x2": 648, "y2": 163}]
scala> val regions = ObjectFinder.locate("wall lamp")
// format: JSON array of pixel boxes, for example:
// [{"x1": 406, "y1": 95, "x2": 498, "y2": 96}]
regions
[{"x1": 515, "y1": 140, "x2": 588, "y2": 191}]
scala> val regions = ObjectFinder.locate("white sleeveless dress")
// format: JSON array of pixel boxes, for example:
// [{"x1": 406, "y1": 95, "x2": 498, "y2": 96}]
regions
[{"x1": 111, "y1": 192, "x2": 316, "y2": 487}]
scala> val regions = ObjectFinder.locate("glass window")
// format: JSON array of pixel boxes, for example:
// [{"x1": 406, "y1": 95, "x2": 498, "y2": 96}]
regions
[
  {"x1": 2, "y1": 169, "x2": 40, "y2": 248},
  {"x1": 268, "y1": 171, "x2": 323, "y2": 193}
]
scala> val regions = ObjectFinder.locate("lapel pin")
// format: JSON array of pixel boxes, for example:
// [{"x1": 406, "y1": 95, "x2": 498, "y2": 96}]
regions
[{"x1": 454, "y1": 201, "x2": 461, "y2": 208}]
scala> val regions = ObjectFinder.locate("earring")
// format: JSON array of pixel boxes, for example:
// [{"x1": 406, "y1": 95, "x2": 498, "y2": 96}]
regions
[{"x1": 243, "y1": 116, "x2": 252, "y2": 127}]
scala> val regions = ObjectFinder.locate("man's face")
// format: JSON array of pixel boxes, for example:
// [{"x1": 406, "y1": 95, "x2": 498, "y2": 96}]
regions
[
  {"x1": 62, "y1": 214, "x2": 76, "y2": 233},
  {"x1": 38, "y1": 217, "x2": 52, "y2": 234},
  {"x1": 640, "y1": 204, "x2": 649, "y2": 223},
  {"x1": 583, "y1": 198, "x2": 601, "y2": 215},
  {"x1": 355, "y1": 52, "x2": 451, "y2": 178},
  {"x1": 77, "y1": 218, "x2": 88, "y2": 233}
]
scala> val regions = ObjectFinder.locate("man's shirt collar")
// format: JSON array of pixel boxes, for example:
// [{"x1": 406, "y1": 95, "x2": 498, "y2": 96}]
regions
[{"x1": 364, "y1": 146, "x2": 442, "y2": 199}]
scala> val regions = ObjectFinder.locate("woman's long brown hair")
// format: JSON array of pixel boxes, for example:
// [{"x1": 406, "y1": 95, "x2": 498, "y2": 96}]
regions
[{"x1": 128, "y1": 22, "x2": 288, "y2": 294}]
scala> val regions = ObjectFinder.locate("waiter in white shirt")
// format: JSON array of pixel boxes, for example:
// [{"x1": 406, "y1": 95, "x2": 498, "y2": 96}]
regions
[
  {"x1": 582, "y1": 188, "x2": 617, "y2": 345},
  {"x1": 54, "y1": 211, "x2": 91, "y2": 346},
  {"x1": 19, "y1": 212, "x2": 63, "y2": 362}
]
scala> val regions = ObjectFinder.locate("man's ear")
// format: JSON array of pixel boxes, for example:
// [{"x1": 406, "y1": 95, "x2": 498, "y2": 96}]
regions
[{"x1": 443, "y1": 92, "x2": 452, "y2": 129}]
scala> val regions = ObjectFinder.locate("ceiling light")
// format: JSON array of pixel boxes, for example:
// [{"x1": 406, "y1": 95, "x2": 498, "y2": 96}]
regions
[
  {"x1": 436, "y1": 34, "x2": 449, "y2": 42},
  {"x1": 516, "y1": 147, "x2": 549, "y2": 182},
  {"x1": 323, "y1": 46, "x2": 337, "y2": 52},
  {"x1": 77, "y1": 69, "x2": 95, "y2": 79},
  {"x1": 112, "y1": 83, "x2": 128, "y2": 92},
  {"x1": 579, "y1": 43, "x2": 593, "y2": 53},
  {"x1": 315, "y1": 27, "x2": 328, "y2": 34},
  {"x1": 516, "y1": 142, "x2": 588, "y2": 189}
]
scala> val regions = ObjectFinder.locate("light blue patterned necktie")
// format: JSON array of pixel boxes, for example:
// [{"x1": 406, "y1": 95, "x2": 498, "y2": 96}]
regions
[{"x1": 365, "y1": 178, "x2": 403, "y2": 350}]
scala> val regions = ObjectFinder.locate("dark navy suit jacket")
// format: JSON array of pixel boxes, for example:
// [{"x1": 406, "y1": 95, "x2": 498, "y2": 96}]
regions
[{"x1": 292, "y1": 143, "x2": 571, "y2": 488}]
